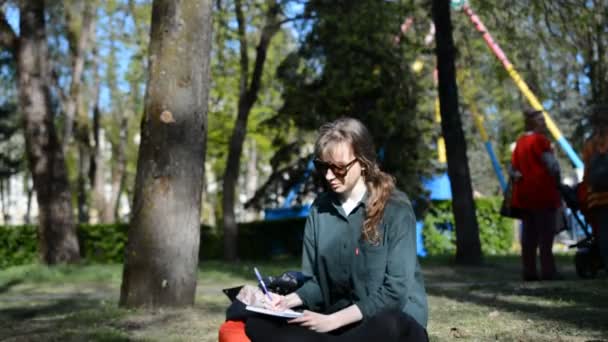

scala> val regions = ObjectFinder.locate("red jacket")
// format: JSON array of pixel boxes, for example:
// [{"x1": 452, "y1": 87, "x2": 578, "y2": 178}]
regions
[{"x1": 511, "y1": 132, "x2": 560, "y2": 210}]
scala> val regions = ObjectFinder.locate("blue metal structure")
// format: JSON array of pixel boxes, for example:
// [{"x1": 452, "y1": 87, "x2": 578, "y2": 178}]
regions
[{"x1": 264, "y1": 159, "x2": 314, "y2": 221}]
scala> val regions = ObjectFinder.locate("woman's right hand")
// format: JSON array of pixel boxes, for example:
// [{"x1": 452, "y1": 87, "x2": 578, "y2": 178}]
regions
[
  {"x1": 264, "y1": 292, "x2": 302, "y2": 311},
  {"x1": 264, "y1": 293, "x2": 288, "y2": 311}
]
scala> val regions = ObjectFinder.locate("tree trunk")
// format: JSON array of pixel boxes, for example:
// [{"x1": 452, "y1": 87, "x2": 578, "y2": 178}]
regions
[
  {"x1": 433, "y1": 0, "x2": 482, "y2": 265},
  {"x1": 222, "y1": 0, "x2": 279, "y2": 261},
  {"x1": 119, "y1": 0, "x2": 212, "y2": 308},
  {"x1": 0, "y1": 179, "x2": 7, "y2": 223},
  {"x1": 62, "y1": 1, "x2": 95, "y2": 150},
  {"x1": 25, "y1": 172, "x2": 33, "y2": 225},
  {"x1": 107, "y1": 115, "x2": 127, "y2": 222},
  {"x1": 89, "y1": 64, "x2": 109, "y2": 223},
  {"x1": 17, "y1": 1, "x2": 80, "y2": 264},
  {"x1": 244, "y1": 140, "x2": 258, "y2": 221},
  {"x1": 77, "y1": 140, "x2": 91, "y2": 223}
]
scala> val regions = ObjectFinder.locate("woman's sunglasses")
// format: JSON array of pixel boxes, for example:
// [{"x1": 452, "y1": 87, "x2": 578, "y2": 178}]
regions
[{"x1": 313, "y1": 158, "x2": 358, "y2": 178}]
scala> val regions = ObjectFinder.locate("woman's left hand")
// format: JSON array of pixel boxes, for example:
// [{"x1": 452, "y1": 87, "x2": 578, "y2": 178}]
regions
[{"x1": 288, "y1": 310, "x2": 339, "y2": 333}]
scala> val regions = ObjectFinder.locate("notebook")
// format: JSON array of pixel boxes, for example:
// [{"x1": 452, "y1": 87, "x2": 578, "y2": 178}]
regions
[
  {"x1": 222, "y1": 286, "x2": 244, "y2": 302},
  {"x1": 245, "y1": 305, "x2": 303, "y2": 318}
]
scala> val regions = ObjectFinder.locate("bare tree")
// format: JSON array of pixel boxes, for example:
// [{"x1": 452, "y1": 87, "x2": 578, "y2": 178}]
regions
[{"x1": 119, "y1": 0, "x2": 213, "y2": 307}]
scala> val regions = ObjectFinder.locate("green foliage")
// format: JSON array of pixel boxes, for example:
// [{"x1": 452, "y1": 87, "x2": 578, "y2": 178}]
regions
[
  {"x1": 0, "y1": 225, "x2": 38, "y2": 268},
  {"x1": 273, "y1": 0, "x2": 436, "y2": 198},
  {"x1": 423, "y1": 197, "x2": 515, "y2": 255},
  {"x1": 422, "y1": 201, "x2": 456, "y2": 255},
  {"x1": 0, "y1": 103, "x2": 23, "y2": 180},
  {"x1": 78, "y1": 224, "x2": 129, "y2": 263},
  {"x1": 0, "y1": 219, "x2": 306, "y2": 267}
]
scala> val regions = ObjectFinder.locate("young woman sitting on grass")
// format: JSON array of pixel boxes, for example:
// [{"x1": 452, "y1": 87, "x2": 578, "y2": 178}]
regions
[{"x1": 242, "y1": 117, "x2": 428, "y2": 342}]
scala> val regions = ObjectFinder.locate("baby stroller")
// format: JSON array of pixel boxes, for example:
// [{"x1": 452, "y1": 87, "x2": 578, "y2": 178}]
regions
[{"x1": 560, "y1": 184, "x2": 604, "y2": 278}]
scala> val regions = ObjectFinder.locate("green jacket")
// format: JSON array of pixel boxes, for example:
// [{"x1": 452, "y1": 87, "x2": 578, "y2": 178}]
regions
[{"x1": 295, "y1": 190, "x2": 428, "y2": 328}]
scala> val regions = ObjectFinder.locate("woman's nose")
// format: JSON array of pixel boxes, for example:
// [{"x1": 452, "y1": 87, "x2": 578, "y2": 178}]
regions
[{"x1": 325, "y1": 168, "x2": 335, "y2": 180}]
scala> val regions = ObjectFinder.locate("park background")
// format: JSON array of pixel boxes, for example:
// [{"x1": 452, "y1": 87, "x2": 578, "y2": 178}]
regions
[{"x1": 0, "y1": 0, "x2": 607, "y2": 341}]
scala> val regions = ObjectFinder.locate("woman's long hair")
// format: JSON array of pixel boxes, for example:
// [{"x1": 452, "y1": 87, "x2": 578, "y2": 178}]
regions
[{"x1": 315, "y1": 117, "x2": 395, "y2": 244}]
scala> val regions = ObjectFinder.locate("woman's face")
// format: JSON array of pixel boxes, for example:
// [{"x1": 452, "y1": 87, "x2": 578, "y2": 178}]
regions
[{"x1": 319, "y1": 142, "x2": 364, "y2": 194}]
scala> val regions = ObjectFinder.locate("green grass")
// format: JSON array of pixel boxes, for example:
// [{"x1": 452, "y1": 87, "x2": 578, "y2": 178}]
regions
[{"x1": 0, "y1": 255, "x2": 607, "y2": 341}]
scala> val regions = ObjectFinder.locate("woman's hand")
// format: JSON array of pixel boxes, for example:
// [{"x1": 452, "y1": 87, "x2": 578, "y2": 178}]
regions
[
  {"x1": 288, "y1": 310, "x2": 340, "y2": 333},
  {"x1": 263, "y1": 293, "x2": 288, "y2": 311},
  {"x1": 263, "y1": 292, "x2": 303, "y2": 311}
]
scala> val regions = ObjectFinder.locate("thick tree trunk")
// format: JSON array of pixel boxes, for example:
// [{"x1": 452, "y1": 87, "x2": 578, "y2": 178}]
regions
[
  {"x1": 17, "y1": 1, "x2": 80, "y2": 264},
  {"x1": 222, "y1": 0, "x2": 279, "y2": 261},
  {"x1": 433, "y1": 0, "x2": 482, "y2": 265},
  {"x1": 119, "y1": 0, "x2": 212, "y2": 308}
]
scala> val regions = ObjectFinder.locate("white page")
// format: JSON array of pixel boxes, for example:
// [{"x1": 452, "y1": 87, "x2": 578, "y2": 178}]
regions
[{"x1": 246, "y1": 305, "x2": 303, "y2": 318}]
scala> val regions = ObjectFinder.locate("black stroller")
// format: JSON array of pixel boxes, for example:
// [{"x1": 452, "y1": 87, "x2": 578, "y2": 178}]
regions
[{"x1": 560, "y1": 184, "x2": 604, "y2": 278}]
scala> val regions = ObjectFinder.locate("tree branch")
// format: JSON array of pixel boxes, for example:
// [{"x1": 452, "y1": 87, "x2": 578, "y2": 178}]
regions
[
  {"x1": 276, "y1": 13, "x2": 311, "y2": 27},
  {"x1": 234, "y1": 0, "x2": 249, "y2": 97},
  {"x1": 0, "y1": 11, "x2": 18, "y2": 53},
  {"x1": 244, "y1": 0, "x2": 281, "y2": 107}
]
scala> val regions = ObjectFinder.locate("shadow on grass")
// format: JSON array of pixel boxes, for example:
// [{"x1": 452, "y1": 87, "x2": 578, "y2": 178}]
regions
[
  {"x1": 0, "y1": 279, "x2": 23, "y2": 294},
  {"x1": 0, "y1": 295, "x2": 129, "y2": 341},
  {"x1": 421, "y1": 254, "x2": 578, "y2": 284},
  {"x1": 0, "y1": 297, "x2": 109, "y2": 321},
  {"x1": 427, "y1": 280, "x2": 608, "y2": 335}
]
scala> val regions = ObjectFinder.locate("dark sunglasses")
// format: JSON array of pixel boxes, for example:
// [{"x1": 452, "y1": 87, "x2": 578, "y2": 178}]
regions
[{"x1": 313, "y1": 158, "x2": 358, "y2": 178}]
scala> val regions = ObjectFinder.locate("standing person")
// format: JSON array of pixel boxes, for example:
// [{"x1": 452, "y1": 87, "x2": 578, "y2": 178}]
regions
[
  {"x1": 582, "y1": 104, "x2": 608, "y2": 270},
  {"x1": 511, "y1": 109, "x2": 562, "y2": 281},
  {"x1": 245, "y1": 117, "x2": 428, "y2": 342}
]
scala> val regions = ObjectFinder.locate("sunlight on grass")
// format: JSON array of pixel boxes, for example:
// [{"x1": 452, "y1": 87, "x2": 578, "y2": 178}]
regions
[{"x1": 0, "y1": 263, "x2": 123, "y2": 287}]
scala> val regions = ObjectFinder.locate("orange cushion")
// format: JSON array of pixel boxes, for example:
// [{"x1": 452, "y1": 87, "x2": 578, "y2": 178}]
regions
[{"x1": 219, "y1": 320, "x2": 250, "y2": 342}]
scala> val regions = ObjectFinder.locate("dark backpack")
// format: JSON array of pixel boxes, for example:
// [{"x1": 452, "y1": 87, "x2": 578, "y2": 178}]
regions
[{"x1": 588, "y1": 152, "x2": 608, "y2": 191}]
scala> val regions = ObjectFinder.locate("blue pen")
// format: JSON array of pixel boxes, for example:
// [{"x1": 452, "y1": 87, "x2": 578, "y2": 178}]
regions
[{"x1": 254, "y1": 267, "x2": 273, "y2": 301}]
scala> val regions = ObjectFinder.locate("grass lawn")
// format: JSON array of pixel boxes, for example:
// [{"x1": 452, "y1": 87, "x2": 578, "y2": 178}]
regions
[{"x1": 0, "y1": 255, "x2": 606, "y2": 341}]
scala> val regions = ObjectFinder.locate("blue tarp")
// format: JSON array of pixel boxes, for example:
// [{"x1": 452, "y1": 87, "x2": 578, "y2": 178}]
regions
[
  {"x1": 264, "y1": 205, "x2": 311, "y2": 221},
  {"x1": 422, "y1": 172, "x2": 452, "y2": 200}
]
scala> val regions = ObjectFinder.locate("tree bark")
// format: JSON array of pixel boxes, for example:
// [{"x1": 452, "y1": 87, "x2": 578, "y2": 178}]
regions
[
  {"x1": 62, "y1": 1, "x2": 95, "y2": 150},
  {"x1": 90, "y1": 65, "x2": 109, "y2": 223},
  {"x1": 119, "y1": 0, "x2": 212, "y2": 308},
  {"x1": 0, "y1": 179, "x2": 7, "y2": 223},
  {"x1": 16, "y1": 1, "x2": 80, "y2": 264},
  {"x1": 222, "y1": 0, "x2": 280, "y2": 261},
  {"x1": 108, "y1": 114, "x2": 127, "y2": 222},
  {"x1": 76, "y1": 139, "x2": 91, "y2": 223},
  {"x1": 25, "y1": 172, "x2": 33, "y2": 225},
  {"x1": 433, "y1": 0, "x2": 482, "y2": 265}
]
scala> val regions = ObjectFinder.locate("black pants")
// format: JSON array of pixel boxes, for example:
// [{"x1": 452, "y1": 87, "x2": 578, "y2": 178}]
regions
[{"x1": 245, "y1": 309, "x2": 428, "y2": 342}]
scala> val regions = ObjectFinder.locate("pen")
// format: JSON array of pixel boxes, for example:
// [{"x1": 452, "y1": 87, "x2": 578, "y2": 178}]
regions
[{"x1": 253, "y1": 267, "x2": 273, "y2": 301}]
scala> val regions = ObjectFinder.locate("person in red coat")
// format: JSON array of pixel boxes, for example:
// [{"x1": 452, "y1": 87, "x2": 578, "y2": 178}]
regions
[{"x1": 511, "y1": 109, "x2": 562, "y2": 281}]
